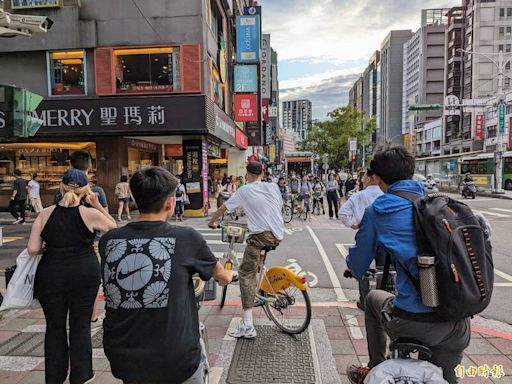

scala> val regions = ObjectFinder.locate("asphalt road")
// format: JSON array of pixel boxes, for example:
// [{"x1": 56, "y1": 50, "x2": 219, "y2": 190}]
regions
[{"x1": 0, "y1": 193, "x2": 511, "y2": 325}]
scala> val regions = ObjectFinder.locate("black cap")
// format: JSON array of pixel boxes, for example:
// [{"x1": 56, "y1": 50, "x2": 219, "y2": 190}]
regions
[
  {"x1": 62, "y1": 169, "x2": 89, "y2": 188},
  {"x1": 246, "y1": 161, "x2": 263, "y2": 175}
]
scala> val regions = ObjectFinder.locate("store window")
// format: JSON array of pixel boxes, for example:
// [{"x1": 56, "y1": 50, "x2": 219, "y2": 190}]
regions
[
  {"x1": 48, "y1": 51, "x2": 86, "y2": 96},
  {"x1": 114, "y1": 47, "x2": 181, "y2": 94}
]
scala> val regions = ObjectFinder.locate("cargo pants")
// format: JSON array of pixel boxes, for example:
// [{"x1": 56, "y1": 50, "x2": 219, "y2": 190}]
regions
[{"x1": 239, "y1": 231, "x2": 279, "y2": 310}]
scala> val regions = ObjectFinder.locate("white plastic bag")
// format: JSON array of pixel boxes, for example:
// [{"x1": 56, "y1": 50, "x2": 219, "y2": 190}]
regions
[
  {"x1": 365, "y1": 359, "x2": 448, "y2": 384},
  {"x1": 0, "y1": 249, "x2": 41, "y2": 311}
]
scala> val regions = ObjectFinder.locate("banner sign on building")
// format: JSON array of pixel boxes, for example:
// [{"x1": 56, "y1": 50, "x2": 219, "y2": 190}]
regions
[
  {"x1": 269, "y1": 106, "x2": 278, "y2": 118},
  {"x1": 235, "y1": 127, "x2": 249, "y2": 149},
  {"x1": 265, "y1": 121, "x2": 274, "y2": 145},
  {"x1": 236, "y1": 15, "x2": 260, "y2": 63},
  {"x1": 499, "y1": 104, "x2": 506, "y2": 134},
  {"x1": 12, "y1": 0, "x2": 62, "y2": 9},
  {"x1": 475, "y1": 113, "x2": 484, "y2": 141},
  {"x1": 234, "y1": 94, "x2": 258, "y2": 121},
  {"x1": 269, "y1": 144, "x2": 276, "y2": 163},
  {"x1": 202, "y1": 141, "x2": 209, "y2": 216},
  {"x1": 271, "y1": 64, "x2": 278, "y2": 92},
  {"x1": 246, "y1": 121, "x2": 262, "y2": 146},
  {"x1": 509, "y1": 117, "x2": 512, "y2": 149},
  {"x1": 262, "y1": 99, "x2": 270, "y2": 122},
  {"x1": 234, "y1": 65, "x2": 258, "y2": 93},
  {"x1": 260, "y1": 34, "x2": 271, "y2": 99}
]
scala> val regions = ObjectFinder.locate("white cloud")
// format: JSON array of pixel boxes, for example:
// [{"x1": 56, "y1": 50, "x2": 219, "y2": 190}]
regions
[{"x1": 258, "y1": 0, "x2": 459, "y2": 118}]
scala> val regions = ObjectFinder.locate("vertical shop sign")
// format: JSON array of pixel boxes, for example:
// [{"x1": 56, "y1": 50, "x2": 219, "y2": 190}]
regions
[
  {"x1": 509, "y1": 117, "x2": 512, "y2": 148},
  {"x1": 475, "y1": 113, "x2": 484, "y2": 141},
  {"x1": 234, "y1": 94, "x2": 258, "y2": 121},
  {"x1": 236, "y1": 15, "x2": 260, "y2": 63},
  {"x1": 260, "y1": 34, "x2": 271, "y2": 99},
  {"x1": 246, "y1": 121, "x2": 262, "y2": 146},
  {"x1": 202, "y1": 141, "x2": 209, "y2": 216},
  {"x1": 234, "y1": 65, "x2": 258, "y2": 93},
  {"x1": 183, "y1": 140, "x2": 202, "y2": 210},
  {"x1": 262, "y1": 99, "x2": 270, "y2": 122}
]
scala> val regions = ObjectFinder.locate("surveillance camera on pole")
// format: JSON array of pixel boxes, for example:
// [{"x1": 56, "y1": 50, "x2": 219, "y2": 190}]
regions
[{"x1": 0, "y1": 8, "x2": 53, "y2": 38}]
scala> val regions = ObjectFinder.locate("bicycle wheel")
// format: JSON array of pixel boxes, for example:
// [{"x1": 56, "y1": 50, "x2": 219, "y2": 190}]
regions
[
  {"x1": 263, "y1": 287, "x2": 312, "y2": 334},
  {"x1": 220, "y1": 260, "x2": 232, "y2": 309},
  {"x1": 283, "y1": 205, "x2": 293, "y2": 223}
]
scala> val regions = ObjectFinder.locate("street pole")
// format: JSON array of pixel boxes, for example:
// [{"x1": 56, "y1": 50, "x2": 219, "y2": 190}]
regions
[{"x1": 496, "y1": 50, "x2": 505, "y2": 194}]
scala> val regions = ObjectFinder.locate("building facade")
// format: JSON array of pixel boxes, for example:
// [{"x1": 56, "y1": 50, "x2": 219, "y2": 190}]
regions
[
  {"x1": 282, "y1": 99, "x2": 312, "y2": 141},
  {"x1": 0, "y1": 0, "x2": 253, "y2": 215},
  {"x1": 379, "y1": 30, "x2": 413, "y2": 145},
  {"x1": 348, "y1": 76, "x2": 364, "y2": 113},
  {"x1": 403, "y1": 9, "x2": 448, "y2": 157}
]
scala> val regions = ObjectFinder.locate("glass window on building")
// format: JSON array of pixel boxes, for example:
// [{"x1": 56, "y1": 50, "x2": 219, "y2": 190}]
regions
[
  {"x1": 500, "y1": 8, "x2": 505, "y2": 17},
  {"x1": 113, "y1": 47, "x2": 180, "y2": 94},
  {"x1": 508, "y1": 8, "x2": 512, "y2": 17},
  {"x1": 433, "y1": 126, "x2": 441, "y2": 139},
  {"x1": 48, "y1": 51, "x2": 86, "y2": 96}
]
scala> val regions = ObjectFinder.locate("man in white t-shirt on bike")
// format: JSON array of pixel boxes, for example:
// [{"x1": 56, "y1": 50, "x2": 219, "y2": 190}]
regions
[{"x1": 208, "y1": 162, "x2": 285, "y2": 338}]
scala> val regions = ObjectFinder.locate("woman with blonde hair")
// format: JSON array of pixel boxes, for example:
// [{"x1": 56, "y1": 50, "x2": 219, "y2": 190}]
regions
[{"x1": 28, "y1": 169, "x2": 117, "y2": 384}]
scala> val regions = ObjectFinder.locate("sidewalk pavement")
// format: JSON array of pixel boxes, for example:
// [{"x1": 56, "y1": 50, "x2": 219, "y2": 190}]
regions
[{"x1": 1, "y1": 297, "x2": 512, "y2": 384}]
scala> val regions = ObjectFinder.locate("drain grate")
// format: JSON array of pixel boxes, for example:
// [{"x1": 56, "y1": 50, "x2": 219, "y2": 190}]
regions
[
  {"x1": 226, "y1": 325, "x2": 316, "y2": 384},
  {"x1": 0, "y1": 332, "x2": 45, "y2": 357}
]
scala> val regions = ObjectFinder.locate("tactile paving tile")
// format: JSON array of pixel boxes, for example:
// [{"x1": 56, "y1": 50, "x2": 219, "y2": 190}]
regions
[
  {"x1": 0, "y1": 332, "x2": 45, "y2": 357},
  {"x1": 226, "y1": 325, "x2": 316, "y2": 383}
]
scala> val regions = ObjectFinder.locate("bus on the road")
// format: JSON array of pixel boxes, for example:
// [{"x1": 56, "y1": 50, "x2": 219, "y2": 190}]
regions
[{"x1": 461, "y1": 152, "x2": 512, "y2": 191}]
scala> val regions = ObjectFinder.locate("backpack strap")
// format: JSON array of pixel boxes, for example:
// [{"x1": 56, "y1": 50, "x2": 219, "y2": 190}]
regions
[{"x1": 389, "y1": 190, "x2": 421, "y2": 203}]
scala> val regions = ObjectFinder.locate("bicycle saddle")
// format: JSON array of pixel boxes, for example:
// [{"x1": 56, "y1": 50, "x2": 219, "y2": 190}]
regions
[
  {"x1": 262, "y1": 244, "x2": 279, "y2": 252},
  {"x1": 389, "y1": 338, "x2": 432, "y2": 359}
]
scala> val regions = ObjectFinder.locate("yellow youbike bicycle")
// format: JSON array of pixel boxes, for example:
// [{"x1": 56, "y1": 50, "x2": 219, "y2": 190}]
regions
[{"x1": 218, "y1": 221, "x2": 312, "y2": 334}]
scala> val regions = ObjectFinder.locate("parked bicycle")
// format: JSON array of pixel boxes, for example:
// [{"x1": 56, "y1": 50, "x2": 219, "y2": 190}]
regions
[{"x1": 218, "y1": 221, "x2": 312, "y2": 334}]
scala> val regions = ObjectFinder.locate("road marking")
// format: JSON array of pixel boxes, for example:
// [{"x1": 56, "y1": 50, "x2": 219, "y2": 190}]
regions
[
  {"x1": 495, "y1": 268, "x2": 512, "y2": 282},
  {"x1": 286, "y1": 259, "x2": 319, "y2": 288},
  {"x1": 474, "y1": 210, "x2": 510, "y2": 218},
  {"x1": 200, "y1": 233, "x2": 221, "y2": 237},
  {"x1": 494, "y1": 283, "x2": 512, "y2": 287},
  {"x1": 2, "y1": 237, "x2": 23, "y2": 244},
  {"x1": 206, "y1": 240, "x2": 245, "y2": 245},
  {"x1": 345, "y1": 315, "x2": 364, "y2": 339},
  {"x1": 490, "y1": 208, "x2": 512, "y2": 214},
  {"x1": 306, "y1": 226, "x2": 347, "y2": 302}
]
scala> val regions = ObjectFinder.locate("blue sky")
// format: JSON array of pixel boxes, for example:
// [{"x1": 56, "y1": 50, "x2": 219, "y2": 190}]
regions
[{"x1": 258, "y1": 0, "x2": 458, "y2": 119}]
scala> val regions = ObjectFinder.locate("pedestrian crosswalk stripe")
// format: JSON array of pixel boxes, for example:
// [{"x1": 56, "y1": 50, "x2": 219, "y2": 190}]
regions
[
  {"x1": 206, "y1": 240, "x2": 245, "y2": 245},
  {"x1": 495, "y1": 268, "x2": 512, "y2": 282},
  {"x1": 200, "y1": 233, "x2": 221, "y2": 237},
  {"x1": 474, "y1": 210, "x2": 509, "y2": 218},
  {"x1": 335, "y1": 244, "x2": 353, "y2": 260},
  {"x1": 490, "y1": 208, "x2": 512, "y2": 214}
]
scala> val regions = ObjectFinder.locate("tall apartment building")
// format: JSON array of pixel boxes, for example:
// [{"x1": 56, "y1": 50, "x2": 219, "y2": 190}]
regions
[
  {"x1": 403, "y1": 9, "x2": 449, "y2": 157},
  {"x1": 443, "y1": 0, "x2": 512, "y2": 154},
  {"x1": 348, "y1": 76, "x2": 364, "y2": 112},
  {"x1": 379, "y1": 30, "x2": 413, "y2": 145},
  {"x1": 282, "y1": 100, "x2": 312, "y2": 140},
  {"x1": 443, "y1": 6, "x2": 467, "y2": 154},
  {"x1": 363, "y1": 52, "x2": 380, "y2": 142},
  {"x1": 0, "y1": 0, "x2": 252, "y2": 215}
]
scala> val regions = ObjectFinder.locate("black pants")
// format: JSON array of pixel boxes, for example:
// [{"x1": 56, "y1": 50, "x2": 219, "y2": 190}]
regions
[
  {"x1": 326, "y1": 191, "x2": 339, "y2": 218},
  {"x1": 9, "y1": 199, "x2": 25, "y2": 222},
  {"x1": 365, "y1": 290, "x2": 470, "y2": 384},
  {"x1": 38, "y1": 284, "x2": 98, "y2": 384}
]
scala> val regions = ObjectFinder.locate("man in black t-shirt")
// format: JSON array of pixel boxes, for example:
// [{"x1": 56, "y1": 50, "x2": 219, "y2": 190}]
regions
[
  {"x1": 9, "y1": 169, "x2": 27, "y2": 224},
  {"x1": 100, "y1": 166, "x2": 234, "y2": 384}
]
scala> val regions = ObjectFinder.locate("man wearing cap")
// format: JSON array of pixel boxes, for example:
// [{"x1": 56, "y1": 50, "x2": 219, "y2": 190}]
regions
[{"x1": 208, "y1": 162, "x2": 285, "y2": 338}]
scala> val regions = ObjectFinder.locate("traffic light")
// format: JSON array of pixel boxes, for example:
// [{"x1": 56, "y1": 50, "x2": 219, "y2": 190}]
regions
[
  {"x1": 352, "y1": 154, "x2": 356, "y2": 161},
  {"x1": 0, "y1": 85, "x2": 43, "y2": 140}
]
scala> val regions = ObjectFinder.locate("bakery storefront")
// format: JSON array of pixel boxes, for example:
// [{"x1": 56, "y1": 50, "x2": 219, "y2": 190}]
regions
[{"x1": 0, "y1": 95, "x2": 236, "y2": 216}]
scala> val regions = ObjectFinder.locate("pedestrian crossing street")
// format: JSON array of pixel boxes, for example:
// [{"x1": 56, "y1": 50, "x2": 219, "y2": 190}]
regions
[{"x1": 473, "y1": 207, "x2": 512, "y2": 219}]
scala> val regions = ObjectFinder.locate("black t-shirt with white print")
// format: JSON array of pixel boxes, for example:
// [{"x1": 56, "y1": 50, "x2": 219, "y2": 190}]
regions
[{"x1": 99, "y1": 221, "x2": 217, "y2": 383}]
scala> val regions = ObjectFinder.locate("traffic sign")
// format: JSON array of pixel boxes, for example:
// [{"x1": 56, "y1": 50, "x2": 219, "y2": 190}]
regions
[
  {"x1": 499, "y1": 103, "x2": 506, "y2": 134},
  {"x1": 349, "y1": 138, "x2": 357, "y2": 151},
  {"x1": 408, "y1": 104, "x2": 442, "y2": 111},
  {"x1": 322, "y1": 163, "x2": 329, "y2": 171},
  {"x1": 444, "y1": 95, "x2": 460, "y2": 116}
]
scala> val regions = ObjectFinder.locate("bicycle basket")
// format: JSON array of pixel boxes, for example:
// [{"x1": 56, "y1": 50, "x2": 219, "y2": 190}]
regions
[{"x1": 221, "y1": 222, "x2": 247, "y2": 243}]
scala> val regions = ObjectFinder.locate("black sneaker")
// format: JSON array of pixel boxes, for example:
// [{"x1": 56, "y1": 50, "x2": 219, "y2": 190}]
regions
[
  {"x1": 347, "y1": 365, "x2": 370, "y2": 384},
  {"x1": 356, "y1": 300, "x2": 365, "y2": 311}
]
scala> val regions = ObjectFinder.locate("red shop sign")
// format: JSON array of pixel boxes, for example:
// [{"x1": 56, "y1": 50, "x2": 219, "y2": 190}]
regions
[
  {"x1": 475, "y1": 113, "x2": 484, "y2": 142},
  {"x1": 262, "y1": 99, "x2": 270, "y2": 122},
  {"x1": 234, "y1": 94, "x2": 258, "y2": 122},
  {"x1": 165, "y1": 144, "x2": 183, "y2": 157},
  {"x1": 235, "y1": 128, "x2": 249, "y2": 149},
  {"x1": 475, "y1": 113, "x2": 484, "y2": 141}
]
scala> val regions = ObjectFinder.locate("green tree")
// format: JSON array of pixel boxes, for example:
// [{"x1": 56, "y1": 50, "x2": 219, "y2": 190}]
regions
[{"x1": 298, "y1": 106, "x2": 375, "y2": 169}]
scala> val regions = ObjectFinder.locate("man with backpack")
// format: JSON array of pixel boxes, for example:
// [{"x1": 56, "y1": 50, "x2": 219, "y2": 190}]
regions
[{"x1": 345, "y1": 146, "x2": 485, "y2": 384}]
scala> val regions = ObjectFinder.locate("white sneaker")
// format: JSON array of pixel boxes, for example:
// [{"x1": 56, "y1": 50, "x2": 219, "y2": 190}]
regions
[
  {"x1": 12, "y1": 217, "x2": 23, "y2": 224},
  {"x1": 228, "y1": 321, "x2": 257, "y2": 339}
]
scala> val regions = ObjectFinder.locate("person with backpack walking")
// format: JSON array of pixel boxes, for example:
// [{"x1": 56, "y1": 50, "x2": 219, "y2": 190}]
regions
[
  {"x1": 345, "y1": 147, "x2": 476, "y2": 384},
  {"x1": 114, "y1": 175, "x2": 132, "y2": 222},
  {"x1": 175, "y1": 176, "x2": 187, "y2": 221},
  {"x1": 9, "y1": 169, "x2": 28, "y2": 224},
  {"x1": 326, "y1": 175, "x2": 339, "y2": 219},
  {"x1": 312, "y1": 177, "x2": 325, "y2": 214}
]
